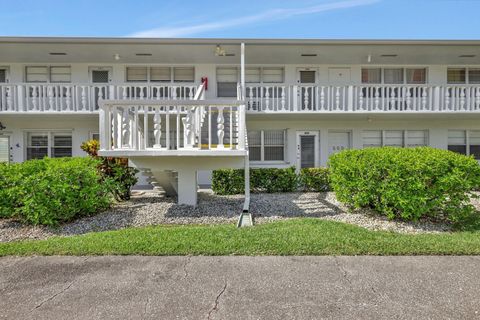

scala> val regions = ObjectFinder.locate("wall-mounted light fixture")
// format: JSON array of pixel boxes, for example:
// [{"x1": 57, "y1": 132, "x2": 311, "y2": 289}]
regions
[
  {"x1": 113, "y1": 54, "x2": 121, "y2": 61},
  {"x1": 215, "y1": 45, "x2": 226, "y2": 56},
  {"x1": 367, "y1": 54, "x2": 372, "y2": 63},
  {"x1": 0, "y1": 122, "x2": 5, "y2": 130}
]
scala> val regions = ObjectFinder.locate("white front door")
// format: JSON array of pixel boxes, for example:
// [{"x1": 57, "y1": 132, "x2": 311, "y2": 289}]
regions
[
  {"x1": 297, "y1": 68, "x2": 317, "y2": 110},
  {"x1": 0, "y1": 136, "x2": 10, "y2": 163},
  {"x1": 328, "y1": 131, "x2": 351, "y2": 156},
  {"x1": 296, "y1": 131, "x2": 319, "y2": 170}
]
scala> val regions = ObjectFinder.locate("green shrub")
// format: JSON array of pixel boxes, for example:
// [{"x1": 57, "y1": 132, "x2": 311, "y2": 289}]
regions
[
  {"x1": 299, "y1": 167, "x2": 331, "y2": 192},
  {"x1": 0, "y1": 158, "x2": 113, "y2": 225},
  {"x1": 328, "y1": 147, "x2": 480, "y2": 222},
  {"x1": 81, "y1": 139, "x2": 138, "y2": 200},
  {"x1": 212, "y1": 167, "x2": 298, "y2": 195}
]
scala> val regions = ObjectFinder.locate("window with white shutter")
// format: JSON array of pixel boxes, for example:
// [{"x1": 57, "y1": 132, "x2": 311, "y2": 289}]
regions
[
  {"x1": 384, "y1": 130, "x2": 404, "y2": 147},
  {"x1": 126, "y1": 67, "x2": 148, "y2": 82},
  {"x1": 50, "y1": 66, "x2": 71, "y2": 83},
  {"x1": 384, "y1": 68, "x2": 404, "y2": 84},
  {"x1": 362, "y1": 130, "x2": 382, "y2": 148},
  {"x1": 407, "y1": 130, "x2": 428, "y2": 147},
  {"x1": 0, "y1": 136, "x2": 9, "y2": 163},
  {"x1": 173, "y1": 67, "x2": 194, "y2": 82},
  {"x1": 448, "y1": 130, "x2": 480, "y2": 159},
  {"x1": 26, "y1": 66, "x2": 49, "y2": 83},
  {"x1": 263, "y1": 67, "x2": 284, "y2": 83},
  {"x1": 150, "y1": 67, "x2": 171, "y2": 82},
  {"x1": 246, "y1": 67, "x2": 261, "y2": 83}
]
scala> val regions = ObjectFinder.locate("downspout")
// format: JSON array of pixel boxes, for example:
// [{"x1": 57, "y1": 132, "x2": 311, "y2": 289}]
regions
[{"x1": 237, "y1": 42, "x2": 253, "y2": 227}]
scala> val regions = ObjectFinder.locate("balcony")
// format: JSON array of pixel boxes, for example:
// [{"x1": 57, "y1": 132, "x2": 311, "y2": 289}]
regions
[
  {"x1": 245, "y1": 84, "x2": 480, "y2": 113},
  {"x1": 0, "y1": 83, "x2": 199, "y2": 113}
]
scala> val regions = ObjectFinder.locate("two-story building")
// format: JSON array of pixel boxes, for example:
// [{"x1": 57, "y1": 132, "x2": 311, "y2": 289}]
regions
[{"x1": 2, "y1": 37, "x2": 480, "y2": 206}]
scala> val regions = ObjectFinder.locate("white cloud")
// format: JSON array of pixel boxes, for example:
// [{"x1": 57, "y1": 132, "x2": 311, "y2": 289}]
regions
[{"x1": 129, "y1": 0, "x2": 380, "y2": 37}]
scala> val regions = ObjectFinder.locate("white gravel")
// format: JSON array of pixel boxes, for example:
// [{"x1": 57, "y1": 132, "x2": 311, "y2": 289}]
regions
[{"x1": 0, "y1": 190, "x2": 460, "y2": 243}]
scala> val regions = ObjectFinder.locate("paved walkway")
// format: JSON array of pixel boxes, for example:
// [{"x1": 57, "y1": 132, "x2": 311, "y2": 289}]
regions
[{"x1": 0, "y1": 256, "x2": 479, "y2": 319}]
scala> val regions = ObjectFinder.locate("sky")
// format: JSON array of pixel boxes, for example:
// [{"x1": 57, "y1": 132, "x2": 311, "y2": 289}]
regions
[{"x1": 1, "y1": 0, "x2": 480, "y2": 39}]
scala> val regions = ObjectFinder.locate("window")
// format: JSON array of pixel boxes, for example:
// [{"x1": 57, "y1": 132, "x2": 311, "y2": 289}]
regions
[
  {"x1": 362, "y1": 68, "x2": 427, "y2": 84},
  {"x1": 26, "y1": 131, "x2": 72, "y2": 160},
  {"x1": 0, "y1": 68, "x2": 7, "y2": 83},
  {"x1": 362, "y1": 130, "x2": 428, "y2": 148},
  {"x1": 217, "y1": 66, "x2": 284, "y2": 96},
  {"x1": 173, "y1": 67, "x2": 195, "y2": 82},
  {"x1": 217, "y1": 67, "x2": 238, "y2": 97},
  {"x1": 90, "y1": 133, "x2": 100, "y2": 141},
  {"x1": 126, "y1": 66, "x2": 195, "y2": 83},
  {"x1": 0, "y1": 136, "x2": 9, "y2": 163},
  {"x1": 384, "y1": 68, "x2": 403, "y2": 84},
  {"x1": 248, "y1": 130, "x2": 285, "y2": 162},
  {"x1": 448, "y1": 130, "x2": 480, "y2": 159},
  {"x1": 361, "y1": 68, "x2": 381, "y2": 84},
  {"x1": 25, "y1": 66, "x2": 71, "y2": 83},
  {"x1": 447, "y1": 68, "x2": 480, "y2": 84}
]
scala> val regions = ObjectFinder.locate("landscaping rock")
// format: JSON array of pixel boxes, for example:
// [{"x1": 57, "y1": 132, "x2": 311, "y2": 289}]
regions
[{"x1": 0, "y1": 191, "x2": 454, "y2": 243}]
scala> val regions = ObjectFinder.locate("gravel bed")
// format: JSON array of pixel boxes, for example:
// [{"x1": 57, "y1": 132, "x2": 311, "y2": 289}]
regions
[{"x1": 0, "y1": 190, "x2": 458, "y2": 243}]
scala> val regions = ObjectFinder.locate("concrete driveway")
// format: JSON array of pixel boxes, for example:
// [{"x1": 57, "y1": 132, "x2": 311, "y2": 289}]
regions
[{"x1": 0, "y1": 256, "x2": 479, "y2": 320}]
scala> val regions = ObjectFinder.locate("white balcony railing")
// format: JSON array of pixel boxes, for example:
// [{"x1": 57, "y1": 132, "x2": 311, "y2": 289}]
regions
[
  {"x1": 246, "y1": 84, "x2": 480, "y2": 113},
  {"x1": 0, "y1": 83, "x2": 198, "y2": 113},
  {"x1": 99, "y1": 83, "x2": 246, "y2": 153}
]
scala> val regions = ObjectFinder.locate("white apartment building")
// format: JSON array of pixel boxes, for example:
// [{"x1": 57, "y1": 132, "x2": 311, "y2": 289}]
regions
[{"x1": 1, "y1": 37, "x2": 480, "y2": 206}]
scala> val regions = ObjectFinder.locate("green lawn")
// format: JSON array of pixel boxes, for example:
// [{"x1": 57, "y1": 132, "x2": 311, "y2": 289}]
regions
[{"x1": 1, "y1": 219, "x2": 480, "y2": 256}]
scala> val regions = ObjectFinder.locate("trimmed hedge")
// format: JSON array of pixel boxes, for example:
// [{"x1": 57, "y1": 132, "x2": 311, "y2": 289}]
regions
[
  {"x1": 328, "y1": 147, "x2": 480, "y2": 222},
  {"x1": 299, "y1": 168, "x2": 330, "y2": 192},
  {"x1": 212, "y1": 167, "x2": 330, "y2": 195},
  {"x1": 0, "y1": 157, "x2": 114, "y2": 226}
]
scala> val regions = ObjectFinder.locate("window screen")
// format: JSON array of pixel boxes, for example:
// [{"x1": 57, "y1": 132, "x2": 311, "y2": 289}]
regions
[
  {"x1": 447, "y1": 68, "x2": 466, "y2": 84},
  {"x1": 26, "y1": 66, "x2": 48, "y2": 83},
  {"x1": 384, "y1": 68, "x2": 404, "y2": 84},
  {"x1": 468, "y1": 69, "x2": 480, "y2": 84},
  {"x1": 264, "y1": 130, "x2": 284, "y2": 161},
  {"x1": 126, "y1": 67, "x2": 148, "y2": 82},
  {"x1": 469, "y1": 130, "x2": 480, "y2": 159},
  {"x1": 27, "y1": 133, "x2": 49, "y2": 160},
  {"x1": 174, "y1": 67, "x2": 194, "y2": 82},
  {"x1": 362, "y1": 130, "x2": 382, "y2": 148},
  {"x1": 92, "y1": 70, "x2": 109, "y2": 83},
  {"x1": 448, "y1": 130, "x2": 467, "y2": 155},
  {"x1": 151, "y1": 67, "x2": 171, "y2": 82},
  {"x1": 361, "y1": 68, "x2": 381, "y2": 84},
  {"x1": 51, "y1": 133, "x2": 72, "y2": 158},
  {"x1": 299, "y1": 70, "x2": 315, "y2": 83}
]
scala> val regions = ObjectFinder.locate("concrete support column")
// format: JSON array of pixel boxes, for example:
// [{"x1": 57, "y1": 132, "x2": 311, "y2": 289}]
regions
[{"x1": 177, "y1": 168, "x2": 198, "y2": 206}]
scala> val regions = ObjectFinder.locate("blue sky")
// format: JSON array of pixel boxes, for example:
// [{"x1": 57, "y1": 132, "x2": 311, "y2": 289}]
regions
[{"x1": 1, "y1": 0, "x2": 480, "y2": 39}]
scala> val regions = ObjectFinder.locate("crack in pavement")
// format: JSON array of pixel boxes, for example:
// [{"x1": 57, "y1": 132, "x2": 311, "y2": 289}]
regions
[
  {"x1": 183, "y1": 256, "x2": 191, "y2": 280},
  {"x1": 333, "y1": 256, "x2": 352, "y2": 285},
  {"x1": 207, "y1": 281, "x2": 228, "y2": 320},
  {"x1": 34, "y1": 280, "x2": 76, "y2": 310},
  {"x1": 32, "y1": 256, "x2": 91, "y2": 311}
]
